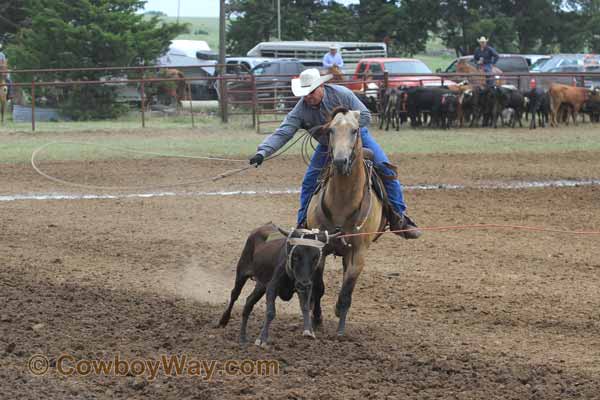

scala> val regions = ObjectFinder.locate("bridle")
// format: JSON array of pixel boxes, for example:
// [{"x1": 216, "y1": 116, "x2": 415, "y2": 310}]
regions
[{"x1": 327, "y1": 124, "x2": 360, "y2": 174}]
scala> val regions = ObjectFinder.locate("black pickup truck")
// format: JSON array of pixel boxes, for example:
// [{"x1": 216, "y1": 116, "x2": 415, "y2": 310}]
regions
[{"x1": 225, "y1": 58, "x2": 322, "y2": 109}]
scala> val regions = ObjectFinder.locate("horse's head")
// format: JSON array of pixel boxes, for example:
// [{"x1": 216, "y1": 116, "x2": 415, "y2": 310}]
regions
[
  {"x1": 277, "y1": 227, "x2": 340, "y2": 290},
  {"x1": 326, "y1": 107, "x2": 361, "y2": 176}
]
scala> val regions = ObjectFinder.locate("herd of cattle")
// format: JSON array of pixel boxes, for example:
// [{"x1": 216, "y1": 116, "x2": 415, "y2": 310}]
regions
[{"x1": 356, "y1": 83, "x2": 600, "y2": 130}]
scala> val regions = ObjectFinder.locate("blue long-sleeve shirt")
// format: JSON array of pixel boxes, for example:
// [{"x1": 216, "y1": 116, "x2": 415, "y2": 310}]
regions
[
  {"x1": 473, "y1": 45, "x2": 499, "y2": 66},
  {"x1": 322, "y1": 52, "x2": 344, "y2": 68},
  {"x1": 256, "y1": 84, "x2": 370, "y2": 158}
]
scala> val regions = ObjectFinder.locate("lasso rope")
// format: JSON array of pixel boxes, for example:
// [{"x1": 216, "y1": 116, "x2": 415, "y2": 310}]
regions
[
  {"x1": 338, "y1": 224, "x2": 600, "y2": 238},
  {"x1": 30, "y1": 133, "x2": 309, "y2": 191}
]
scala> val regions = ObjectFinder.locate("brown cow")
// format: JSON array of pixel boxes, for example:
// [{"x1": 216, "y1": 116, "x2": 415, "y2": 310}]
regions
[{"x1": 548, "y1": 83, "x2": 590, "y2": 127}]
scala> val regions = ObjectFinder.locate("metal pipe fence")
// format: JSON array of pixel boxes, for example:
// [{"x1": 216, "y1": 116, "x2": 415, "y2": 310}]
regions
[{"x1": 2, "y1": 64, "x2": 599, "y2": 132}]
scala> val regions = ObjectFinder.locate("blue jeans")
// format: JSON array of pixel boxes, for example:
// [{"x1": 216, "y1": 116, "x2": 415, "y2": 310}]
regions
[
  {"x1": 297, "y1": 127, "x2": 407, "y2": 225},
  {"x1": 482, "y1": 64, "x2": 494, "y2": 87}
]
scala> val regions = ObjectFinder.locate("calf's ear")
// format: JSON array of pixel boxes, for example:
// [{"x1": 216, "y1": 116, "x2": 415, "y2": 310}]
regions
[{"x1": 276, "y1": 226, "x2": 291, "y2": 237}]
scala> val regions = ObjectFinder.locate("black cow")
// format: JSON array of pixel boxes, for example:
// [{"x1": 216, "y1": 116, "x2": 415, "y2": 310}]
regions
[
  {"x1": 354, "y1": 91, "x2": 378, "y2": 114},
  {"x1": 582, "y1": 88, "x2": 600, "y2": 123},
  {"x1": 218, "y1": 223, "x2": 338, "y2": 344},
  {"x1": 523, "y1": 88, "x2": 550, "y2": 129},
  {"x1": 437, "y1": 92, "x2": 459, "y2": 129},
  {"x1": 407, "y1": 87, "x2": 454, "y2": 128},
  {"x1": 468, "y1": 86, "x2": 494, "y2": 127},
  {"x1": 491, "y1": 86, "x2": 526, "y2": 128}
]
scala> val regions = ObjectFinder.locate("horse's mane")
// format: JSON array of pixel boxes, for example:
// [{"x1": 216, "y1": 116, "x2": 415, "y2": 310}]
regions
[{"x1": 330, "y1": 106, "x2": 349, "y2": 121}]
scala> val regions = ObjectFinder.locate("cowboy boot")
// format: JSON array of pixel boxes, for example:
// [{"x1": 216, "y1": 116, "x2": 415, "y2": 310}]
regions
[{"x1": 389, "y1": 211, "x2": 422, "y2": 239}]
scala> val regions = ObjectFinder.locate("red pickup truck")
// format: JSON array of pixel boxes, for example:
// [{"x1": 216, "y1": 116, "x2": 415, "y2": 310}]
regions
[{"x1": 346, "y1": 58, "x2": 454, "y2": 91}]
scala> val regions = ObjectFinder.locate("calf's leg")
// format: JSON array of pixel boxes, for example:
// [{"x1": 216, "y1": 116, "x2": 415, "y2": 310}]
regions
[
  {"x1": 218, "y1": 274, "x2": 249, "y2": 327},
  {"x1": 239, "y1": 283, "x2": 266, "y2": 344}
]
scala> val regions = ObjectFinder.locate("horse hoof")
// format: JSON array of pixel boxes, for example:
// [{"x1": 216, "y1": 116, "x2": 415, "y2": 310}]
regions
[{"x1": 302, "y1": 330, "x2": 316, "y2": 339}]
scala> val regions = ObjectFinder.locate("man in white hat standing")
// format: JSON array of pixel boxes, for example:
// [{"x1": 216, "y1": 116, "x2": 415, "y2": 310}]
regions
[
  {"x1": 473, "y1": 36, "x2": 499, "y2": 86},
  {"x1": 248, "y1": 68, "x2": 421, "y2": 239},
  {"x1": 322, "y1": 45, "x2": 344, "y2": 69}
]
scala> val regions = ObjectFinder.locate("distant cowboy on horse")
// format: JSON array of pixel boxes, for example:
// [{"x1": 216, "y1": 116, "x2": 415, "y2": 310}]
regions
[
  {"x1": 322, "y1": 44, "x2": 344, "y2": 70},
  {"x1": 473, "y1": 36, "x2": 499, "y2": 87},
  {"x1": 0, "y1": 43, "x2": 12, "y2": 100},
  {"x1": 248, "y1": 68, "x2": 421, "y2": 240}
]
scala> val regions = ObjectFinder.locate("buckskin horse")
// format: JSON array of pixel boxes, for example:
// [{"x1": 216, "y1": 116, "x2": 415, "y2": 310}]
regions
[{"x1": 306, "y1": 107, "x2": 387, "y2": 336}]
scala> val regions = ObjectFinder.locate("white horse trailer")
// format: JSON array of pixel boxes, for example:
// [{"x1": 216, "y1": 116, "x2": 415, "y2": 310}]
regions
[{"x1": 246, "y1": 41, "x2": 387, "y2": 74}]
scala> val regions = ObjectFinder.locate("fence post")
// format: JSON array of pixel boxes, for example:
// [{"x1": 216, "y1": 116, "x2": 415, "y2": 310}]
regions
[
  {"x1": 31, "y1": 80, "x2": 36, "y2": 132},
  {"x1": 140, "y1": 71, "x2": 145, "y2": 128},
  {"x1": 251, "y1": 74, "x2": 257, "y2": 129},
  {"x1": 219, "y1": 73, "x2": 229, "y2": 123},
  {"x1": 383, "y1": 71, "x2": 389, "y2": 91},
  {"x1": 187, "y1": 79, "x2": 195, "y2": 128}
]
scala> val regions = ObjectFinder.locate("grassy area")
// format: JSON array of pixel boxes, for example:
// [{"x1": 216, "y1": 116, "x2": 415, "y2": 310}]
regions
[
  {"x1": 417, "y1": 54, "x2": 454, "y2": 72},
  {"x1": 162, "y1": 16, "x2": 220, "y2": 50},
  {"x1": 2, "y1": 116, "x2": 600, "y2": 163}
]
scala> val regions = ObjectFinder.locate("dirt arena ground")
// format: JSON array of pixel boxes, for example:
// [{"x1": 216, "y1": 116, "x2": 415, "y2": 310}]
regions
[{"x1": 2, "y1": 150, "x2": 600, "y2": 399}]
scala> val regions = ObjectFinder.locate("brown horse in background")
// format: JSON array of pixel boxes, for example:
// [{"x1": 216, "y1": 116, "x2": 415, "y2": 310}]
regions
[
  {"x1": 328, "y1": 65, "x2": 345, "y2": 83},
  {"x1": 306, "y1": 108, "x2": 386, "y2": 336},
  {"x1": 144, "y1": 68, "x2": 188, "y2": 111},
  {"x1": 456, "y1": 59, "x2": 504, "y2": 87}
]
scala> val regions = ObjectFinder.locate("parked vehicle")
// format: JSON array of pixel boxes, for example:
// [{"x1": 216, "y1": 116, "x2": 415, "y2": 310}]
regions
[
  {"x1": 531, "y1": 54, "x2": 600, "y2": 89},
  {"x1": 523, "y1": 54, "x2": 551, "y2": 68},
  {"x1": 530, "y1": 57, "x2": 552, "y2": 72},
  {"x1": 246, "y1": 41, "x2": 387, "y2": 74},
  {"x1": 346, "y1": 58, "x2": 454, "y2": 92},
  {"x1": 226, "y1": 58, "x2": 322, "y2": 108},
  {"x1": 444, "y1": 54, "x2": 530, "y2": 73},
  {"x1": 225, "y1": 57, "x2": 274, "y2": 74},
  {"x1": 443, "y1": 54, "x2": 530, "y2": 88}
]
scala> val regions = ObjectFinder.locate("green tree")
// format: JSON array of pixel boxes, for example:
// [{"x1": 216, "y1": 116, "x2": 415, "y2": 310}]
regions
[
  {"x1": 227, "y1": 0, "x2": 324, "y2": 55},
  {"x1": 0, "y1": 0, "x2": 28, "y2": 43},
  {"x1": 7, "y1": 0, "x2": 187, "y2": 119},
  {"x1": 311, "y1": 2, "x2": 359, "y2": 41},
  {"x1": 227, "y1": 0, "x2": 278, "y2": 55}
]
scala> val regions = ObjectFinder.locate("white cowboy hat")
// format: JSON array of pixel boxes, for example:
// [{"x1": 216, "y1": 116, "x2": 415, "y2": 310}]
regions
[
  {"x1": 291, "y1": 68, "x2": 332, "y2": 97},
  {"x1": 329, "y1": 44, "x2": 338, "y2": 50},
  {"x1": 477, "y1": 36, "x2": 488, "y2": 43}
]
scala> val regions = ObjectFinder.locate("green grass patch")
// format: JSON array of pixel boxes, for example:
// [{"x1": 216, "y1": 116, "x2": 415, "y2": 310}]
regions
[
  {"x1": 417, "y1": 54, "x2": 454, "y2": 73},
  {"x1": 2, "y1": 116, "x2": 600, "y2": 164},
  {"x1": 163, "y1": 16, "x2": 220, "y2": 50}
]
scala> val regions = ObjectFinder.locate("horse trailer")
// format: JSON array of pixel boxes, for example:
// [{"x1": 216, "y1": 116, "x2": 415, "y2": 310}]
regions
[{"x1": 246, "y1": 41, "x2": 387, "y2": 74}]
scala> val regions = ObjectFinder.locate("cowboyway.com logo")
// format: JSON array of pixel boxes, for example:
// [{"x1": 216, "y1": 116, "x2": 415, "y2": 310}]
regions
[{"x1": 28, "y1": 353, "x2": 280, "y2": 381}]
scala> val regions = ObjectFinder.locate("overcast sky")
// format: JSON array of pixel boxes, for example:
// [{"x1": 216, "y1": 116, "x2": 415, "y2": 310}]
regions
[{"x1": 142, "y1": 0, "x2": 358, "y2": 18}]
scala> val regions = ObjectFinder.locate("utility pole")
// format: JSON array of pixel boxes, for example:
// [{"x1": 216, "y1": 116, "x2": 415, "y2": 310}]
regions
[
  {"x1": 277, "y1": 0, "x2": 281, "y2": 40},
  {"x1": 219, "y1": 0, "x2": 228, "y2": 122}
]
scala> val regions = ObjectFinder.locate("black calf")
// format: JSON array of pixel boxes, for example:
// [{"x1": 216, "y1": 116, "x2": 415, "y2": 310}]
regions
[{"x1": 218, "y1": 224, "x2": 336, "y2": 344}]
